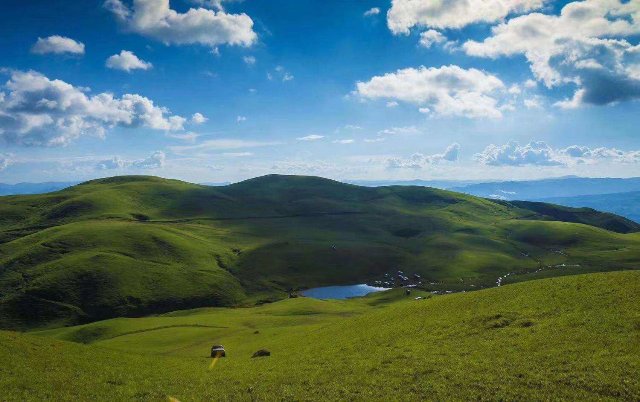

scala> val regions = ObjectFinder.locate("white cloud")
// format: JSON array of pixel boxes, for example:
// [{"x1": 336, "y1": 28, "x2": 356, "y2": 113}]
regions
[
  {"x1": 474, "y1": 141, "x2": 563, "y2": 166},
  {"x1": 167, "y1": 131, "x2": 199, "y2": 142},
  {"x1": 96, "y1": 156, "x2": 127, "y2": 170},
  {"x1": 560, "y1": 145, "x2": 640, "y2": 163},
  {"x1": 268, "y1": 66, "x2": 294, "y2": 82},
  {"x1": 378, "y1": 126, "x2": 421, "y2": 136},
  {"x1": 191, "y1": 0, "x2": 226, "y2": 11},
  {"x1": 271, "y1": 160, "x2": 335, "y2": 174},
  {"x1": 333, "y1": 139, "x2": 355, "y2": 144},
  {"x1": 507, "y1": 84, "x2": 521, "y2": 95},
  {"x1": 132, "y1": 151, "x2": 166, "y2": 168},
  {"x1": 419, "y1": 29, "x2": 446, "y2": 48},
  {"x1": 364, "y1": 7, "x2": 380, "y2": 17},
  {"x1": 104, "y1": 0, "x2": 257, "y2": 48},
  {"x1": 236, "y1": 115, "x2": 246, "y2": 122},
  {"x1": 169, "y1": 139, "x2": 280, "y2": 153},
  {"x1": 297, "y1": 134, "x2": 324, "y2": 141},
  {"x1": 0, "y1": 70, "x2": 186, "y2": 147},
  {"x1": 243, "y1": 55, "x2": 256, "y2": 65},
  {"x1": 0, "y1": 154, "x2": 11, "y2": 171},
  {"x1": 524, "y1": 96, "x2": 543, "y2": 109},
  {"x1": 31, "y1": 36, "x2": 85, "y2": 55},
  {"x1": 191, "y1": 112, "x2": 208, "y2": 124},
  {"x1": 387, "y1": 143, "x2": 460, "y2": 169},
  {"x1": 463, "y1": 0, "x2": 640, "y2": 107},
  {"x1": 475, "y1": 141, "x2": 640, "y2": 167},
  {"x1": 96, "y1": 151, "x2": 165, "y2": 170},
  {"x1": 356, "y1": 65, "x2": 506, "y2": 118},
  {"x1": 440, "y1": 142, "x2": 461, "y2": 161},
  {"x1": 223, "y1": 152, "x2": 253, "y2": 157},
  {"x1": 387, "y1": 0, "x2": 547, "y2": 34},
  {"x1": 106, "y1": 50, "x2": 153, "y2": 72},
  {"x1": 386, "y1": 101, "x2": 399, "y2": 108}
]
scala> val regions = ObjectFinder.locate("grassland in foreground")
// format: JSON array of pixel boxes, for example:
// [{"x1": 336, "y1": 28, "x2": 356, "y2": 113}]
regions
[{"x1": 0, "y1": 271, "x2": 638, "y2": 401}]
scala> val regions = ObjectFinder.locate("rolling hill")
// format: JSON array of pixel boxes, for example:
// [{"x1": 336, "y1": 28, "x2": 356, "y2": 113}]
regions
[
  {"x1": 1, "y1": 271, "x2": 638, "y2": 400},
  {"x1": 1, "y1": 175, "x2": 639, "y2": 330}
]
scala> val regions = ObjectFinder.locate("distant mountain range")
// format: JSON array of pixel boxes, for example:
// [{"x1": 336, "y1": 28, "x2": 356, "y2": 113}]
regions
[
  {"x1": 0, "y1": 181, "x2": 79, "y2": 196},
  {"x1": 448, "y1": 177, "x2": 640, "y2": 200},
  {"x1": 537, "y1": 191, "x2": 640, "y2": 224}
]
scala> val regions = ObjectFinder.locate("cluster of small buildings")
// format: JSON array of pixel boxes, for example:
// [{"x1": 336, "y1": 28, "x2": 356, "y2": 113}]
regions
[{"x1": 371, "y1": 270, "x2": 423, "y2": 288}]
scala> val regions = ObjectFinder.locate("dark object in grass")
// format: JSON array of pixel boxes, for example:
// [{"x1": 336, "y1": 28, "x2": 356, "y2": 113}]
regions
[
  {"x1": 211, "y1": 345, "x2": 226, "y2": 357},
  {"x1": 252, "y1": 349, "x2": 270, "y2": 358}
]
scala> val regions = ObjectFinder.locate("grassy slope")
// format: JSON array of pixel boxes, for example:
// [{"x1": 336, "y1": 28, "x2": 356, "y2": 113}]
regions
[
  {"x1": 1, "y1": 175, "x2": 639, "y2": 329},
  {"x1": 1, "y1": 271, "x2": 638, "y2": 401}
]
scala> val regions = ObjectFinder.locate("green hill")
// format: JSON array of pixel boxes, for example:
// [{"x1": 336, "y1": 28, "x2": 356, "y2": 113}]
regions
[
  {"x1": 1, "y1": 271, "x2": 638, "y2": 400},
  {"x1": 1, "y1": 175, "x2": 639, "y2": 329}
]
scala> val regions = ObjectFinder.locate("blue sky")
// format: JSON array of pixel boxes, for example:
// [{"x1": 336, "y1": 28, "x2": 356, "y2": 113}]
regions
[{"x1": 0, "y1": 0, "x2": 639, "y2": 183}]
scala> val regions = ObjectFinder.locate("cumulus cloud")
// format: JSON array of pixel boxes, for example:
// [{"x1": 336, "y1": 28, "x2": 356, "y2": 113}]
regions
[
  {"x1": 463, "y1": 0, "x2": 640, "y2": 107},
  {"x1": 106, "y1": 50, "x2": 153, "y2": 72},
  {"x1": 96, "y1": 151, "x2": 165, "y2": 170},
  {"x1": 104, "y1": 0, "x2": 257, "y2": 49},
  {"x1": 364, "y1": 7, "x2": 380, "y2": 17},
  {"x1": 31, "y1": 36, "x2": 85, "y2": 55},
  {"x1": 473, "y1": 141, "x2": 640, "y2": 166},
  {"x1": 560, "y1": 145, "x2": 640, "y2": 163},
  {"x1": 191, "y1": 112, "x2": 208, "y2": 124},
  {"x1": 0, "y1": 70, "x2": 187, "y2": 146},
  {"x1": 387, "y1": 143, "x2": 460, "y2": 169},
  {"x1": 474, "y1": 141, "x2": 563, "y2": 166},
  {"x1": 243, "y1": 55, "x2": 256, "y2": 65},
  {"x1": 132, "y1": 150, "x2": 166, "y2": 168},
  {"x1": 297, "y1": 134, "x2": 324, "y2": 141},
  {"x1": 355, "y1": 65, "x2": 506, "y2": 118},
  {"x1": 419, "y1": 29, "x2": 446, "y2": 48},
  {"x1": 387, "y1": 0, "x2": 546, "y2": 34}
]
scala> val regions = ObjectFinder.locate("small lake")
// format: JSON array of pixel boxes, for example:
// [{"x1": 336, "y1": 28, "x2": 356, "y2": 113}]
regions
[{"x1": 301, "y1": 284, "x2": 390, "y2": 300}]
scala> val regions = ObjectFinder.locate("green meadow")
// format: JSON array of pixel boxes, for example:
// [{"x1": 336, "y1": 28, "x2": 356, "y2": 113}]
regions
[{"x1": 1, "y1": 271, "x2": 638, "y2": 401}]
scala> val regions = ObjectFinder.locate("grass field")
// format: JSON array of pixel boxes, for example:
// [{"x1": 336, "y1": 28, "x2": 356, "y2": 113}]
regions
[
  {"x1": 1, "y1": 174, "x2": 640, "y2": 329},
  {"x1": 0, "y1": 271, "x2": 638, "y2": 400}
]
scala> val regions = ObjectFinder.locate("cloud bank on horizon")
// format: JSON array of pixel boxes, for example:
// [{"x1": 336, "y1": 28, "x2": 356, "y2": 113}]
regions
[{"x1": 0, "y1": 0, "x2": 639, "y2": 182}]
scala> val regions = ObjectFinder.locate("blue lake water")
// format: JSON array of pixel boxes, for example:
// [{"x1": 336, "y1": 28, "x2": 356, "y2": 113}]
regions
[{"x1": 301, "y1": 284, "x2": 390, "y2": 300}]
